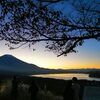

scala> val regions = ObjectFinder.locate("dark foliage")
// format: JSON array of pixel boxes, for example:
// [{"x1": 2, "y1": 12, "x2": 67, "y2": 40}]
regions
[{"x1": 0, "y1": 0, "x2": 100, "y2": 56}]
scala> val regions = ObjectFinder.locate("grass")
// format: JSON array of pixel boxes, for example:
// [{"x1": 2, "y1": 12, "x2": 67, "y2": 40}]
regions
[
  {"x1": 0, "y1": 76, "x2": 64, "y2": 100},
  {"x1": 0, "y1": 75, "x2": 100, "y2": 100}
]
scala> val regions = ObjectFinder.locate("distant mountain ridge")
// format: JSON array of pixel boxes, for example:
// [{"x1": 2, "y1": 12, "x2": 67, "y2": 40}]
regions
[
  {"x1": 0, "y1": 54, "x2": 42, "y2": 75},
  {"x1": 0, "y1": 54, "x2": 100, "y2": 76},
  {"x1": 0, "y1": 54, "x2": 37, "y2": 67}
]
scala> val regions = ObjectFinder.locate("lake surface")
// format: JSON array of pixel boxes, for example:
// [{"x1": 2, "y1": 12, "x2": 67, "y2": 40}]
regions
[{"x1": 32, "y1": 73, "x2": 100, "y2": 81}]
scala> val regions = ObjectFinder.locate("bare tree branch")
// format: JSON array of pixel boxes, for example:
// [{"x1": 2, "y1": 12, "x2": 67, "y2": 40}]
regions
[{"x1": 0, "y1": 0, "x2": 100, "y2": 56}]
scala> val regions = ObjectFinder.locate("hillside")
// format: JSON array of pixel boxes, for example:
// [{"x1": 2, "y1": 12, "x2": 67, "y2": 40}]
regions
[
  {"x1": 0, "y1": 54, "x2": 66, "y2": 75},
  {"x1": 0, "y1": 54, "x2": 43, "y2": 75},
  {"x1": 0, "y1": 54, "x2": 100, "y2": 76}
]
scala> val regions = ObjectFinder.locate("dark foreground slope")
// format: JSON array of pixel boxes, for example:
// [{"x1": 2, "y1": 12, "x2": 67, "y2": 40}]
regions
[{"x1": 0, "y1": 75, "x2": 100, "y2": 100}]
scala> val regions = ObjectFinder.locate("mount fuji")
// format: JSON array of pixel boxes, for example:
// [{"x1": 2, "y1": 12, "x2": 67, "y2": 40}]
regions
[{"x1": 0, "y1": 54, "x2": 46, "y2": 75}]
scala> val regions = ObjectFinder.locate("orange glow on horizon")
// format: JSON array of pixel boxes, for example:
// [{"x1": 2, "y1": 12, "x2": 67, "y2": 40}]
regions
[
  {"x1": 0, "y1": 40, "x2": 100, "y2": 70},
  {"x1": 38, "y1": 63, "x2": 100, "y2": 69}
]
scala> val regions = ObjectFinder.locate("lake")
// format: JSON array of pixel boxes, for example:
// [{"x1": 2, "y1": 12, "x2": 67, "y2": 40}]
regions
[{"x1": 32, "y1": 73, "x2": 100, "y2": 81}]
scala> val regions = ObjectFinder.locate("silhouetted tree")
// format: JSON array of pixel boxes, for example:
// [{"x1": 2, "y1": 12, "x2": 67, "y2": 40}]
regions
[
  {"x1": 72, "y1": 77, "x2": 80, "y2": 100},
  {"x1": 63, "y1": 81, "x2": 74, "y2": 100},
  {"x1": 29, "y1": 80, "x2": 39, "y2": 100},
  {"x1": 11, "y1": 76, "x2": 19, "y2": 100},
  {"x1": 0, "y1": 0, "x2": 100, "y2": 56}
]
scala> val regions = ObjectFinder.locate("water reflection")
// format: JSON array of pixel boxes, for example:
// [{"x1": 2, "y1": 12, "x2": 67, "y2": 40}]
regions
[{"x1": 32, "y1": 73, "x2": 100, "y2": 81}]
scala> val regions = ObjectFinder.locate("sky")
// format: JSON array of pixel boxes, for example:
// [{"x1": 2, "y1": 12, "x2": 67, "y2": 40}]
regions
[
  {"x1": 0, "y1": 39, "x2": 100, "y2": 69},
  {"x1": 0, "y1": 0, "x2": 100, "y2": 69}
]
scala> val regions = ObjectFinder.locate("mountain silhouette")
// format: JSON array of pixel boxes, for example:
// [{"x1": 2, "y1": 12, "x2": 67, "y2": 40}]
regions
[
  {"x1": 0, "y1": 54, "x2": 66, "y2": 76},
  {"x1": 0, "y1": 54, "x2": 42, "y2": 75},
  {"x1": 0, "y1": 54, "x2": 99, "y2": 76}
]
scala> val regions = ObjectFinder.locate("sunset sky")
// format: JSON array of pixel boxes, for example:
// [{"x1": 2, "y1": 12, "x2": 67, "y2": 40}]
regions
[
  {"x1": 0, "y1": 39, "x2": 100, "y2": 69},
  {"x1": 0, "y1": 0, "x2": 100, "y2": 69}
]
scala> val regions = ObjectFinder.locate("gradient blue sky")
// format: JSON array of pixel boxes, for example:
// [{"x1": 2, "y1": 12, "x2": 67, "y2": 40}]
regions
[
  {"x1": 0, "y1": 0, "x2": 100, "y2": 69},
  {"x1": 0, "y1": 39, "x2": 100, "y2": 69}
]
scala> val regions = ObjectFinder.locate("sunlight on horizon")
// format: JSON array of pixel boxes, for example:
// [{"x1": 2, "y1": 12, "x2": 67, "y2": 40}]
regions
[{"x1": 0, "y1": 40, "x2": 100, "y2": 69}]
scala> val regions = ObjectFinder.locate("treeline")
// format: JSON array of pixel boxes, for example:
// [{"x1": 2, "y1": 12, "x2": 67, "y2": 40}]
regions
[{"x1": 89, "y1": 71, "x2": 100, "y2": 78}]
